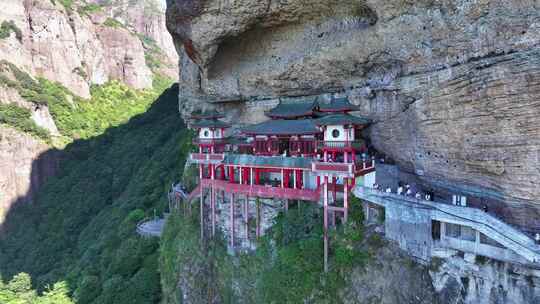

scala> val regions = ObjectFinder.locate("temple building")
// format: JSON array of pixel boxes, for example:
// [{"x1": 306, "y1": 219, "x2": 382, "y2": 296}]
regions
[
  {"x1": 187, "y1": 97, "x2": 540, "y2": 271},
  {"x1": 188, "y1": 97, "x2": 376, "y2": 270}
]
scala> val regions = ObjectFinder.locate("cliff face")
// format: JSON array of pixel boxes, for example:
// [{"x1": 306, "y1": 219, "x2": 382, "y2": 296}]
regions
[
  {"x1": 0, "y1": 0, "x2": 177, "y2": 98},
  {"x1": 166, "y1": 0, "x2": 540, "y2": 230},
  {"x1": 0, "y1": 126, "x2": 58, "y2": 225},
  {"x1": 0, "y1": 0, "x2": 178, "y2": 225}
]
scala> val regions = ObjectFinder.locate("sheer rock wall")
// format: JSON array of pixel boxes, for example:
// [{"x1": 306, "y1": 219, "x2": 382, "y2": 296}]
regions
[{"x1": 166, "y1": 0, "x2": 540, "y2": 230}]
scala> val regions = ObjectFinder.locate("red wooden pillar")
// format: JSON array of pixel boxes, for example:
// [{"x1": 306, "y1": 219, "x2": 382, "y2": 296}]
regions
[
  {"x1": 317, "y1": 176, "x2": 321, "y2": 188},
  {"x1": 284, "y1": 169, "x2": 290, "y2": 188},
  {"x1": 332, "y1": 176, "x2": 337, "y2": 202},
  {"x1": 211, "y1": 184, "x2": 216, "y2": 236},
  {"x1": 296, "y1": 170, "x2": 303, "y2": 189},
  {"x1": 244, "y1": 167, "x2": 250, "y2": 185},
  {"x1": 230, "y1": 193, "x2": 235, "y2": 248},
  {"x1": 220, "y1": 165, "x2": 226, "y2": 180},
  {"x1": 323, "y1": 176, "x2": 329, "y2": 272},
  {"x1": 344, "y1": 177, "x2": 349, "y2": 223},
  {"x1": 255, "y1": 168, "x2": 260, "y2": 185},
  {"x1": 229, "y1": 166, "x2": 235, "y2": 183}
]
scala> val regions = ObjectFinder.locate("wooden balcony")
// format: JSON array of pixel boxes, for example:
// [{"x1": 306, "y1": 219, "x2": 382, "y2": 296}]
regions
[
  {"x1": 193, "y1": 138, "x2": 229, "y2": 152},
  {"x1": 201, "y1": 179, "x2": 320, "y2": 202},
  {"x1": 312, "y1": 162, "x2": 355, "y2": 177},
  {"x1": 189, "y1": 153, "x2": 225, "y2": 164},
  {"x1": 318, "y1": 140, "x2": 365, "y2": 151},
  {"x1": 289, "y1": 139, "x2": 317, "y2": 156}
]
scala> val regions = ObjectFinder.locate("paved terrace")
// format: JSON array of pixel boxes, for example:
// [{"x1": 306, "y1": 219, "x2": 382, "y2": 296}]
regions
[{"x1": 354, "y1": 186, "x2": 540, "y2": 265}]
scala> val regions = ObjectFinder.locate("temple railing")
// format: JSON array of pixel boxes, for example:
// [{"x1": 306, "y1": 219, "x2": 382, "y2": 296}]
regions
[
  {"x1": 189, "y1": 153, "x2": 225, "y2": 164},
  {"x1": 312, "y1": 162, "x2": 355, "y2": 177},
  {"x1": 201, "y1": 179, "x2": 320, "y2": 202},
  {"x1": 289, "y1": 139, "x2": 317, "y2": 156},
  {"x1": 318, "y1": 140, "x2": 365, "y2": 150},
  {"x1": 193, "y1": 138, "x2": 229, "y2": 145}
]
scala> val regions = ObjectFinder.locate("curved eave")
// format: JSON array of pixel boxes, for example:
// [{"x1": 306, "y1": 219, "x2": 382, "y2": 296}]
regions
[
  {"x1": 264, "y1": 112, "x2": 315, "y2": 119},
  {"x1": 242, "y1": 130, "x2": 320, "y2": 136},
  {"x1": 191, "y1": 114, "x2": 226, "y2": 120}
]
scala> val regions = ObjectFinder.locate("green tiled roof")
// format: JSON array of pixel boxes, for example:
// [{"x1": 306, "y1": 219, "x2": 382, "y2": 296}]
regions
[
  {"x1": 265, "y1": 100, "x2": 318, "y2": 119},
  {"x1": 224, "y1": 154, "x2": 313, "y2": 169},
  {"x1": 318, "y1": 97, "x2": 359, "y2": 112},
  {"x1": 190, "y1": 109, "x2": 225, "y2": 119},
  {"x1": 242, "y1": 119, "x2": 320, "y2": 135},
  {"x1": 191, "y1": 119, "x2": 231, "y2": 129},
  {"x1": 315, "y1": 113, "x2": 370, "y2": 126},
  {"x1": 228, "y1": 136, "x2": 252, "y2": 146}
]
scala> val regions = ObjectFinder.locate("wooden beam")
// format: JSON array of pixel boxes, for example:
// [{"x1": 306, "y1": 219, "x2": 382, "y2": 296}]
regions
[
  {"x1": 230, "y1": 193, "x2": 235, "y2": 248},
  {"x1": 324, "y1": 176, "x2": 329, "y2": 273}
]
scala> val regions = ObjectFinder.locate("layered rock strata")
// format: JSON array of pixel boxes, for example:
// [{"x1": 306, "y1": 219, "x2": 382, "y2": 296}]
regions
[{"x1": 166, "y1": 0, "x2": 540, "y2": 230}]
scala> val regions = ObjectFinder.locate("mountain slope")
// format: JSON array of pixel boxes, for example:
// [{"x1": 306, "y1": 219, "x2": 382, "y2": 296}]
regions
[
  {"x1": 0, "y1": 84, "x2": 193, "y2": 304},
  {"x1": 0, "y1": 0, "x2": 177, "y2": 98}
]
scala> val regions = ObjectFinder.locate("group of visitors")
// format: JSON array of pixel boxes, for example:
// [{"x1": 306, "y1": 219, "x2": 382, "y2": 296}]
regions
[{"x1": 372, "y1": 183, "x2": 434, "y2": 201}]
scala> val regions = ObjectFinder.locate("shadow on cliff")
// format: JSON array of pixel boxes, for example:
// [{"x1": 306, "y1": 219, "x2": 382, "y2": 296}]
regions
[{"x1": 0, "y1": 83, "x2": 192, "y2": 303}]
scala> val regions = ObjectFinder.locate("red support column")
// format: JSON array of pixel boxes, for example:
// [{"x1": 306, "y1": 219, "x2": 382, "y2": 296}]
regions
[
  {"x1": 317, "y1": 176, "x2": 321, "y2": 188},
  {"x1": 255, "y1": 168, "x2": 260, "y2": 185},
  {"x1": 229, "y1": 166, "x2": 235, "y2": 183},
  {"x1": 323, "y1": 176, "x2": 329, "y2": 273},
  {"x1": 344, "y1": 177, "x2": 349, "y2": 223},
  {"x1": 211, "y1": 185, "x2": 216, "y2": 236},
  {"x1": 296, "y1": 170, "x2": 303, "y2": 189},
  {"x1": 200, "y1": 184, "x2": 204, "y2": 242},
  {"x1": 230, "y1": 193, "x2": 235, "y2": 248},
  {"x1": 256, "y1": 199, "x2": 261, "y2": 239},
  {"x1": 332, "y1": 176, "x2": 337, "y2": 202},
  {"x1": 244, "y1": 196, "x2": 249, "y2": 240},
  {"x1": 221, "y1": 165, "x2": 225, "y2": 180},
  {"x1": 284, "y1": 169, "x2": 290, "y2": 188},
  {"x1": 245, "y1": 167, "x2": 250, "y2": 185}
]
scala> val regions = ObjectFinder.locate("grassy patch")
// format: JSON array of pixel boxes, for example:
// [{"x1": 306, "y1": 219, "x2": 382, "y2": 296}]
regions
[
  {"x1": 78, "y1": 3, "x2": 103, "y2": 15},
  {"x1": 0, "y1": 20, "x2": 22, "y2": 41},
  {"x1": 103, "y1": 18, "x2": 125, "y2": 29},
  {"x1": 0, "y1": 104, "x2": 50, "y2": 141}
]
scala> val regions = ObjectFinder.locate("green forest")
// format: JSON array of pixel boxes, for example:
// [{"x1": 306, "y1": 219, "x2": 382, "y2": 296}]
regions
[{"x1": 0, "y1": 84, "x2": 194, "y2": 303}]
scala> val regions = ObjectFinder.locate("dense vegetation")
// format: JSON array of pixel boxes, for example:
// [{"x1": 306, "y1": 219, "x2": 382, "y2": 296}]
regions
[
  {"x1": 0, "y1": 104, "x2": 50, "y2": 141},
  {"x1": 0, "y1": 20, "x2": 22, "y2": 41},
  {"x1": 0, "y1": 60, "x2": 170, "y2": 145},
  {"x1": 0, "y1": 273, "x2": 73, "y2": 304},
  {"x1": 0, "y1": 84, "x2": 194, "y2": 304},
  {"x1": 161, "y1": 196, "x2": 372, "y2": 303}
]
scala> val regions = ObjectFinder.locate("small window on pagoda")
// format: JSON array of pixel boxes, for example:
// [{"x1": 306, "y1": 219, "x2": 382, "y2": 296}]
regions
[
  {"x1": 332, "y1": 129, "x2": 340, "y2": 138},
  {"x1": 203, "y1": 130, "x2": 210, "y2": 137}
]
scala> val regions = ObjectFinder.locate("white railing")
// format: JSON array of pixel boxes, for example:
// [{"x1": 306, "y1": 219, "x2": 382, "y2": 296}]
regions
[{"x1": 355, "y1": 186, "x2": 540, "y2": 263}]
